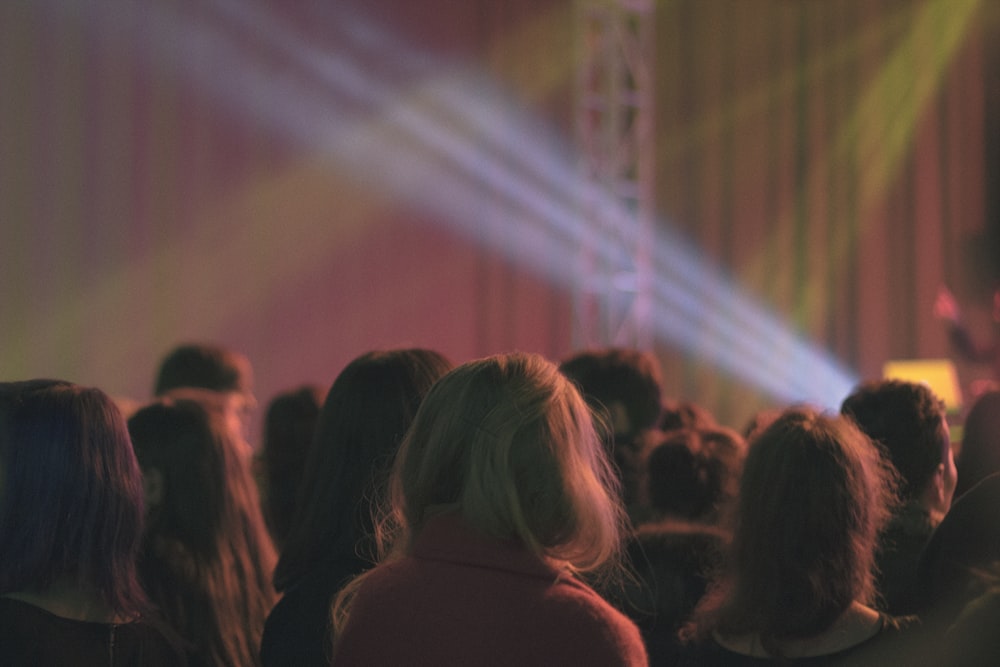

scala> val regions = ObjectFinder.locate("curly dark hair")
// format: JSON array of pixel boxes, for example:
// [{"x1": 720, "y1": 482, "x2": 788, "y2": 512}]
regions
[{"x1": 840, "y1": 379, "x2": 948, "y2": 500}]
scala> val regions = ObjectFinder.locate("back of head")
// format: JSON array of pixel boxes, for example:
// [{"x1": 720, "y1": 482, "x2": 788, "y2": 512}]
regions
[
  {"x1": 741, "y1": 407, "x2": 784, "y2": 443},
  {"x1": 660, "y1": 399, "x2": 717, "y2": 433},
  {"x1": 646, "y1": 426, "x2": 745, "y2": 522},
  {"x1": 955, "y1": 390, "x2": 1000, "y2": 498},
  {"x1": 840, "y1": 379, "x2": 948, "y2": 501},
  {"x1": 153, "y1": 342, "x2": 254, "y2": 398},
  {"x1": 392, "y1": 352, "x2": 627, "y2": 574},
  {"x1": 560, "y1": 348, "x2": 665, "y2": 522},
  {"x1": 129, "y1": 393, "x2": 258, "y2": 555},
  {"x1": 0, "y1": 380, "x2": 146, "y2": 617},
  {"x1": 260, "y1": 385, "x2": 325, "y2": 548},
  {"x1": 274, "y1": 348, "x2": 452, "y2": 590},
  {"x1": 690, "y1": 407, "x2": 896, "y2": 645},
  {"x1": 128, "y1": 391, "x2": 276, "y2": 666},
  {"x1": 559, "y1": 347, "x2": 664, "y2": 440}
]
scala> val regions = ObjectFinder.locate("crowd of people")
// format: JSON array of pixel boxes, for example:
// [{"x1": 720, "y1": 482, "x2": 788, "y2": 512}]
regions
[{"x1": 3, "y1": 341, "x2": 1000, "y2": 666}]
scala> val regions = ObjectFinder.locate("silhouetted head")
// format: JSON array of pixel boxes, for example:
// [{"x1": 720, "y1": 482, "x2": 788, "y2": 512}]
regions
[
  {"x1": 153, "y1": 343, "x2": 258, "y2": 446},
  {"x1": 273, "y1": 348, "x2": 452, "y2": 590},
  {"x1": 559, "y1": 347, "x2": 664, "y2": 441},
  {"x1": 154, "y1": 343, "x2": 254, "y2": 397},
  {"x1": 258, "y1": 385, "x2": 325, "y2": 548},
  {"x1": 841, "y1": 379, "x2": 954, "y2": 514},
  {"x1": 660, "y1": 399, "x2": 717, "y2": 433},
  {"x1": 646, "y1": 426, "x2": 746, "y2": 522},
  {"x1": 0, "y1": 380, "x2": 147, "y2": 617},
  {"x1": 128, "y1": 391, "x2": 265, "y2": 557}
]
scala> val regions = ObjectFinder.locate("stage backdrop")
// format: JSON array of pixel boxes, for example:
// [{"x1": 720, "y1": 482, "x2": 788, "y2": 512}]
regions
[{"x1": 1, "y1": 0, "x2": 995, "y2": 434}]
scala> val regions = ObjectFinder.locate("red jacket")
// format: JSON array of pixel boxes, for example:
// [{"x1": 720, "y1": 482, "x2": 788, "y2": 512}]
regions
[{"x1": 332, "y1": 513, "x2": 648, "y2": 666}]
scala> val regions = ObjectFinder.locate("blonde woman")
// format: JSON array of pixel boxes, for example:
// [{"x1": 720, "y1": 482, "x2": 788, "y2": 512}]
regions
[{"x1": 331, "y1": 353, "x2": 647, "y2": 666}]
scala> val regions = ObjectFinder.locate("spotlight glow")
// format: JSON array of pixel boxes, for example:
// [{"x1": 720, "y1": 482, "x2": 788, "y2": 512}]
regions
[{"x1": 65, "y1": 0, "x2": 865, "y2": 408}]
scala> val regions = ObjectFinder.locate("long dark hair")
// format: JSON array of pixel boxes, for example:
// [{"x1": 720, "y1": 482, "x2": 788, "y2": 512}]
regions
[
  {"x1": 128, "y1": 391, "x2": 277, "y2": 667},
  {"x1": 683, "y1": 407, "x2": 897, "y2": 653},
  {"x1": 0, "y1": 380, "x2": 148, "y2": 617},
  {"x1": 273, "y1": 348, "x2": 452, "y2": 591},
  {"x1": 259, "y1": 385, "x2": 325, "y2": 549}
]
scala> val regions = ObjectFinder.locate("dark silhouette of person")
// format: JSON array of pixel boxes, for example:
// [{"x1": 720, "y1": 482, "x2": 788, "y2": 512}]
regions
[
  {"x1": 559, "y1": 347, "x2": 665, "y2": 523},
  {"x1": 841, "y1": 380, "x2": 957, "y2": 615},
  {"x1": 623, "y1": 425, "x2": 745, "y2": 665},
  {"x1": 153, "y1": 342, "x2": 258, "y2": 444},
  {"x1": 256, "y1": 385, "x2": 325, "y2": 550},
  {"x1": 261, "y1": 349, "x2": 451, "y2": 667},
  {"x1": 0, "y1": 380, "x2": 186, "y2": 665}
]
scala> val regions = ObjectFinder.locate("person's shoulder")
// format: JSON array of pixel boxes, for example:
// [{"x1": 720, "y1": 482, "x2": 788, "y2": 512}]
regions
[
  {"x1": 353, "y1": 555, "x2": 416, "y2": 588},
  {"x1": 545, "y1": 575, "x2": 647, "y2": 661},
  {"x1": 342, "y1": 556, "x2": 426, "y2": 617}
]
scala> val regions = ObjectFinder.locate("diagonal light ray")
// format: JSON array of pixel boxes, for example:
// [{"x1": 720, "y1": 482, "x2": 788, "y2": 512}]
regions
[{"x1": 38, "y1": 0, "x2": 862, "y2": 407}]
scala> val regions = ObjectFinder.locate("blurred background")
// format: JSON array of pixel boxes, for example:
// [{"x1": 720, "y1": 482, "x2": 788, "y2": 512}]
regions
[{"x1": 3, "y1": 0, "x2": 999, "y2": 434}]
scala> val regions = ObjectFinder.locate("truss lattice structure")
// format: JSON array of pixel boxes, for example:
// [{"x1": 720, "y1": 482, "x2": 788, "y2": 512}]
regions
[{"x1": 573, "y1": 0, "x2": 656, "y2": 350}]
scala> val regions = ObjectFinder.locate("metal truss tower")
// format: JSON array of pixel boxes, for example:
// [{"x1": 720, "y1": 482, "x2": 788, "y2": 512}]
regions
[{"x1": 573, "y1": 0, "x2": 656, "y2": 350}]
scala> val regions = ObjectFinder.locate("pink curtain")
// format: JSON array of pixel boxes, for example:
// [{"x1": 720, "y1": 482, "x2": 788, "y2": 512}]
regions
[{"x1": 0, "y1": 0, "x2": 992, "y2": 431}]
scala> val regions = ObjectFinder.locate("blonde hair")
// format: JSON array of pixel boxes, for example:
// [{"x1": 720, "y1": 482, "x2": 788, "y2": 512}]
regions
[{"x1": 332, "y1": 352, "x2": 627, "y2": 633}]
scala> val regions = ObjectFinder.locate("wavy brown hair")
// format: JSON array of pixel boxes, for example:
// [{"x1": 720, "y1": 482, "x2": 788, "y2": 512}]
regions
[
  {"x1": 129, "y1": 391, "x2": 277, "y2": 667},
  {"x1": 683, "y1": 407, "x2": 898, "y2": 654}
]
